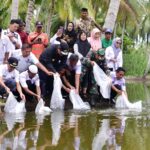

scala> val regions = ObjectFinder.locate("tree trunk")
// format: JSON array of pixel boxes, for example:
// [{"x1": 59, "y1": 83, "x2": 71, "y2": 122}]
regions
[
  {"x1": 113, "y1": 22, "x2": 117, "y2": 38},
  {"x1": 143, "y1": 49, "x2": 150, "y2": 78},
  {"x1": 46, "y1": 0, "x2": 55, "y2": 38},
  {"x1": 121, "y1": 16, "x2": 127, "y2": 50},
  {"x1": 103, "y1": 0, "x2": 121, "y2": 31},
  {"x1": 11, "y1": 0, "x2": 19, "y2": 19},
  {"x1": 25, "y1": 0, "x2": 35, "y2": 33}
]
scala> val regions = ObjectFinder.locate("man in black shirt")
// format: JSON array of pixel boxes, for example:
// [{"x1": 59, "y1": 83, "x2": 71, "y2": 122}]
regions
[{"x1": 39, "y1": 42, "x2": 69, "y2": 97}]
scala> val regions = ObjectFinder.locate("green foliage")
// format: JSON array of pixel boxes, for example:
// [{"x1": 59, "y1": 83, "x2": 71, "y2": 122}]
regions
[
  {"x1": 123, "y1": 35, "x2": 134, "y2": 51},
  {"x1": 126, "y1": 83, "x2": 146, "y2": 101},
  {"x1": 123, "y1": 48, "x2": 147, "y2": 76}
]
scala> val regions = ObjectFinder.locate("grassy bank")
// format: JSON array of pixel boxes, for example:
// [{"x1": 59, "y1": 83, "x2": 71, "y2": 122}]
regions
[{"x1": 123, "y1": 48, "x2": 148, "y2": 76}]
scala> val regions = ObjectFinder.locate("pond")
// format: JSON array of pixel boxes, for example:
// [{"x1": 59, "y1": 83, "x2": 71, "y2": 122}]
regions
[{"x1": 0, "y1": 82, "x2": 150, "y2": 150}]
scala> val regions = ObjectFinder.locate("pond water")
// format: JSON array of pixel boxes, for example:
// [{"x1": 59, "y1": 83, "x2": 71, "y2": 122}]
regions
[{"x1": 0, "y1": 82, "x2": 150, "y2": 150}]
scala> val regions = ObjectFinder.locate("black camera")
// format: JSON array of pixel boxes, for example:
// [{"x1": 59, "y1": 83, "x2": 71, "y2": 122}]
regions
[{"x1": 37, "y1": 38, "x2": 42, "y2": 42}]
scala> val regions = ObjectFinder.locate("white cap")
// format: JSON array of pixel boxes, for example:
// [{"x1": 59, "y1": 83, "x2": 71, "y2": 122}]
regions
[{"x1": 29, "y1": 65, "x2": 38, "y2": 74}]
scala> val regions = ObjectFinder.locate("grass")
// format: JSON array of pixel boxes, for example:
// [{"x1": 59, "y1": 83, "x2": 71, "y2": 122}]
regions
[{"x1": 123, "y1": 48, "x2": 148, "y2": 76}]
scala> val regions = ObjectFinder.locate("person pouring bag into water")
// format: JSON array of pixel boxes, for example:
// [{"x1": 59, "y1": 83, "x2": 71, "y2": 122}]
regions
[
  {"x1": 28, "y1": 21, "x2": 49, "y2": 59},
  {"x1": 105, "y1": 37, "x2": 123, "y2": 72},
  {"x1": 13, "y1": 44, "x2": 53, "y2": 77},
  {"x1": 0, "y1": 57, "x2": 25, "y2": 100},
  {"x1": 39, "y1": 41, "x2": 71, "y2": 97},
  {"x1": 61, "y1": 53, "x2": 82, "y2": 95},
  {"x1": 81, "y1": 49, "x2": 108, "y2": 106},
  {"x1": 19, "y1": 65, "x2": 41, "y2": 101},
  {"x1": 109, "y1": 67, "x2": 126, "y2": 105}
]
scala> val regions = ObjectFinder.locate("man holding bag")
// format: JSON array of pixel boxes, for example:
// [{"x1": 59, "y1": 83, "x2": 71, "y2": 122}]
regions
[
  {"x1": 19, "y1": 65, "x2": 41, "y2": 101},
  {"x1": 0, "y1": 57, "x2": 25, "y2": 100}
]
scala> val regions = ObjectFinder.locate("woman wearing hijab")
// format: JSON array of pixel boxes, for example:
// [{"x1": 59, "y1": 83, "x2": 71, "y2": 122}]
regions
[
  {"x1": 105, "y1": 37, "x2": 123, "y2": 71},
  {"x1": 64, "y1": 22, "x2": 77, "y2": 52},
  {"x1": 74, "y1": 31, "x2": 91, "y2": 60},
  {"x1": 88, "y1": 28, "x2": 102, "y2": 51}
]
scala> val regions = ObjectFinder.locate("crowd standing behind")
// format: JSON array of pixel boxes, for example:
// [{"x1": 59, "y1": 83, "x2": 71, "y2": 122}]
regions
[{"x1": 0, "y1": 7, "x2": 125, "y2": 108}]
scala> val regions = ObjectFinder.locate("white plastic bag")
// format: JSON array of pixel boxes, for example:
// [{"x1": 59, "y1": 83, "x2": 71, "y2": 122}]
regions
[
  {"x1": 35, "y1": 99, "x2": 52, "y2": 114},
  {"x1": 50, "y1": 74, "x2": 65, "y2": 109},
  {"x1": 69, "y1": 90, "x2": 90, "y2": 110},
  {"x1": 4, "y1": 92, "x2": 26, "y2": 113},
  {"x1": 93, "y1": 63, "x2": 112, "y2": 99},
  {"x1": 116, "y1": 92, "x2": 142, "y2": 110}
]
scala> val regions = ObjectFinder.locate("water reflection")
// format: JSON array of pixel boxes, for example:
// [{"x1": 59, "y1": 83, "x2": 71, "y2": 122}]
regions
[
  {"x1": 51, "y1": 110, "x2": 64, "y2": 146},
  {"x1": 0, "y1": 82, "x2": 150, "y2": 149}
]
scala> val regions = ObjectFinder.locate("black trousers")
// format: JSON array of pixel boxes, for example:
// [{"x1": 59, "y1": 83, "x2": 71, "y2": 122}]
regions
[
  {"x1": 110, "y1": 84, "x2": 121, "y2": 100},
  {"x1": 22, "y1": 80, "x2": 36, "y2": 101}
]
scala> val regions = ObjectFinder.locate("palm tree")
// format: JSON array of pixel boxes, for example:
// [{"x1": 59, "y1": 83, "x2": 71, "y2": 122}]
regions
[
  {"x1": 46, "y1": 0, "x2": 55, "y2": 37},
  {"x1": 103, "y1": 0, "x2": 121, "y2": 31},
  {"x1": 25, "y1": 0, "x2": 35, "y2": 33},
  {"x1": 11, "y1": 0, "x2": 19, "y2": 19}
]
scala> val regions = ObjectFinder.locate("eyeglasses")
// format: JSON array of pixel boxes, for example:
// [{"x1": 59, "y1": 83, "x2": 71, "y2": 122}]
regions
[{"x1": 116, "y1": 42, "x2": 122, "y2": 45}]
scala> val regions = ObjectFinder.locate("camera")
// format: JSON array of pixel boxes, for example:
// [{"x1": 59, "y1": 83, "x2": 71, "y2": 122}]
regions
[{"x1": 37, "y1": 38, "x2": 42, "y2": 42}]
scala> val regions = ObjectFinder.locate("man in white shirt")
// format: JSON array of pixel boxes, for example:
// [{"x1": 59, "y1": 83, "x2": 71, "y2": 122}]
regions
[
  {"x1": 2, "y1": 19, "x2": 22, "y2": 55},
  {"x1": 0, "y1": 28, "x2": 12, "y2": 64},
  {"x1": 61, "y1": 53, "x2": 81, "y2": 94},
  {"x1": 110, "y1": 67, "x2": 126, "y2": 104},
  {"x1": 0, "y1": 57, "x2": 25, "y2": 99},
  {"x1": 20, "y1": 65, "x2": 41, "y2": 101},
  {"x1": 14, "y1": 43, "x2": 53, "y2": 77}
]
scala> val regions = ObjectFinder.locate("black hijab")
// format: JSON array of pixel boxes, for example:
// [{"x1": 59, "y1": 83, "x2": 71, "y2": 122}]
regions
[
  {"x1": 65, "y1": 22, "x2": 77, "y2": 38},
  {"x1": 76, "y1": 31, "x2": 91, "y2": 57}
]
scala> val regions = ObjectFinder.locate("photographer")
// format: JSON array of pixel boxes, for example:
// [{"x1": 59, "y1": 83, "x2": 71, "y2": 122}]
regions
[
  {"x1": 28, "y1": 21, "x2": 48, "y2": 59},
  {"x1": 2, "y1": 19, "x2": 22, "y2": 52}
]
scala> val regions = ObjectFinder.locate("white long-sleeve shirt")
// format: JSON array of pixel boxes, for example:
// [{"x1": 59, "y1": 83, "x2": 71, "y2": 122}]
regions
[{"x1": 105, "y1": 46, "x2": 123, "y2": 71}]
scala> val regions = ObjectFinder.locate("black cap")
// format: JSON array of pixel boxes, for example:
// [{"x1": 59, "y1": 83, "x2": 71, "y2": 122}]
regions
[
  {"x1": 35, "y1": 21, "x2": 43, "y2": 27},
  {"x1": 8, "y1": 57, "x2": 18, "y2": 68},
  {"x1": 59, "y1": 42, "x2": 69, "y2": 55}
]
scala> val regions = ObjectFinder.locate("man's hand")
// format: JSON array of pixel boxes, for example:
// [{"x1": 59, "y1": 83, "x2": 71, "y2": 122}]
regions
[
  {"x1": 117, "y1": 89, "x2": 122, "y2": 95},
  {"x1": 56, "y1": 29, "x2": 63, "y2": 37},
  {"x1": 36, "y1": 95, "x2": 41, "y2": 101},
  {"x1": 5, "y1": 87, "x2": 10, "y2": 94},
  {"x1": 20, "y1": 93, "x2": 26, "y2": 101},
  {"x1": 70, "y1": 85, "x2": 75, "y2": 90},
  {"x1": 111, "y1": 58, "x2": 117, "y2": 63},
  {"x1": 47, "y1": 71, "x2": 54, "y2": 76},
  {"x1": 65, "y1": 88, "x2": 71, "y2": 93},
  {"x1": 90, "y1": 61, "x2": 95, "y2": 66},
  {"x1": 75, "y1": 88, "x2": 79, "y2": 94}
]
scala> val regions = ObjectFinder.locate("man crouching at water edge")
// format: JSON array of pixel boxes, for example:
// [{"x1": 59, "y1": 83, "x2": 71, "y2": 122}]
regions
[
  {"x1": 110, "y1": 67, "x2": 126, "y2": 105},
  {"x1": 61, "y1": 53, "x2": 81, "y2": 94},
  {"x1": 19, "y1": 65, "x2": 41, "y2": 101},
  {"x1": 0, "y1": 57, "x2": 25, "y2": 100},
  {"x1": 39, "y1": 41, "x2": 71, "y2": 97},
  {"x1": 14, "y1": 43, "x2": 53, "y2": 76}
]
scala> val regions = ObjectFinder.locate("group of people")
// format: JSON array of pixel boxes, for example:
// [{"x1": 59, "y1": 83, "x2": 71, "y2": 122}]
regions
[{"x1": 0, "y1": 7, "x2": 126, "y2": 108}]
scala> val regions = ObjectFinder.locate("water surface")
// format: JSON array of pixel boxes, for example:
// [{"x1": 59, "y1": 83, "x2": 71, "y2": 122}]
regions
[{"x1": 0, "y1": 82, "x2": 150, "y2": 150}]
